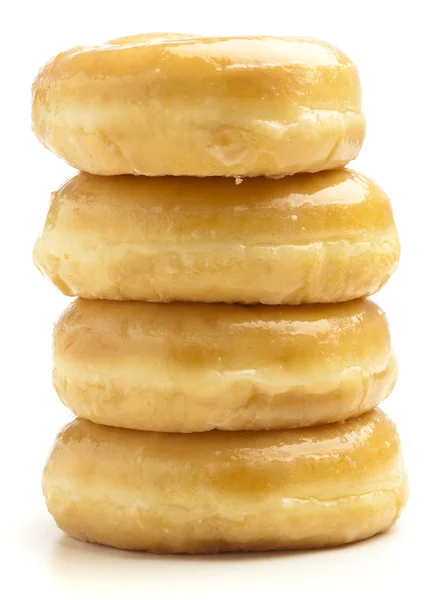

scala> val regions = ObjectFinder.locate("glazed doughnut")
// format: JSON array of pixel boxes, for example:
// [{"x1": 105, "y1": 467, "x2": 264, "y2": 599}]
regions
[
  {"x1": 33, "y1": 169, "x2": 399, "y2": 305},
  {"x1": 32, "y1": 33, "x2": 365, "y2": 177},
  {"x1": 42, "y1": 410, "x2": 408, "y2": 553},
  {"x1": 53, "y1": 298, "x2": 396, "y2": 432}
]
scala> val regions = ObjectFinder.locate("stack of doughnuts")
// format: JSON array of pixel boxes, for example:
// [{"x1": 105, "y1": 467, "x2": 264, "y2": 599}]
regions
[{"x1": 32, "y1": 34, "x2": 407, "y2": 553}]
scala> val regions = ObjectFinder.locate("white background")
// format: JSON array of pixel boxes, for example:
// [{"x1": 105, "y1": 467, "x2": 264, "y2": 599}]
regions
[{"x1": 3, "y1": 1, "x2": 445, "y2": 597}]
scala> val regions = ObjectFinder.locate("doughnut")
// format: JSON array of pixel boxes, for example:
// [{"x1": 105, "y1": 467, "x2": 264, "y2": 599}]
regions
[
  {"x1": 42, "y1": 410, "x2": 408, "y2": 553},
  {"x1": 33, "y1": 168, "x2": 399, "y2": 305},
  {"x1": 53, "y1": 298, "x2": 396, "y2": 432},
  {"x1": 31, "y1": 33, "x2": 365, "y2": 177}
]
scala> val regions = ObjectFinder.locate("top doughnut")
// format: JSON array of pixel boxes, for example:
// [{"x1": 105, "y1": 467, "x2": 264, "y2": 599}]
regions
[{"x1": 32, "y1": 33, "x2": 365, "y2": 177}]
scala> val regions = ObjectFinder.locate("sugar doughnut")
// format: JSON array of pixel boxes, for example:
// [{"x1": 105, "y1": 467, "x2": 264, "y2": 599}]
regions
[{"x1": 32, "y1": 34, "x2": 365, "y2": 176}]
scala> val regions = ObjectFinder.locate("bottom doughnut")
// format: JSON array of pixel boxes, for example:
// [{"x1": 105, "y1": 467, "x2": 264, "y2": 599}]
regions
[{"x1": 42, "y1": 410, "x2": 408, "y2": 553}]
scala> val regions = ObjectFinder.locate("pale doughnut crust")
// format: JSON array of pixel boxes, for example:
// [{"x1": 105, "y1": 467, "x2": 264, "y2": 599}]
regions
[
  {"x1": 33, "y1": 169, "x2": 399, "y2": 304},
  {"x1": 53, "y1": 299, "x2": 396, "y2": 432},
  {"x1": 32, "y1": 33, "x2": 365, "y2": 176},
  {"x1": 42, "y1": 410, "x2": 408, "y2": 553}
]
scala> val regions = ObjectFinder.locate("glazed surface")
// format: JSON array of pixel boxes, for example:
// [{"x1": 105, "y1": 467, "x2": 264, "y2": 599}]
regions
[
  {"x1": 32, "y1": 33, "x2": 365, "y2": 176},
  {"x1": 33, "y1": 169, "x2": 399, "y2": 304},
  {"x1": 53, "y1": 298, "x2": 396, "y2": 431},
  {"x1": 42, "y1": 410, "x2": 408, "y2": 553}
]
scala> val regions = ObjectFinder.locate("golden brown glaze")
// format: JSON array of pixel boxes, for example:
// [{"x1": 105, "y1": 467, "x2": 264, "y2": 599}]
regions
[
  {"x1": 53, "y1": 298, "x2": 396, "y2": 431},
  {"x1": 42, "y1": 410, "x2": 408, "y2": 553},
  {"x1": 33, "y1": 169, "x2": 399, "y2": 304},
  {"x1": 32, "y1": 34, "x2": 365, "y2": 176}
]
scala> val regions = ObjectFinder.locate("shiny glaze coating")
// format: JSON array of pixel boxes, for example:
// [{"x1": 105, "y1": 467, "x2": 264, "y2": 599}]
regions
[
  {"x1": 32, "y1": 33, "x2": 365, "y2": 176},
  {"x1": 53, "y1": 298, "x2": 396, "y2": 431},
  {"x1": 42, "y1": 410, "x2": 408, "y2": 553},
  {"x1": 33, "y1": 168, "x2": 399, "y2": 304}
]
